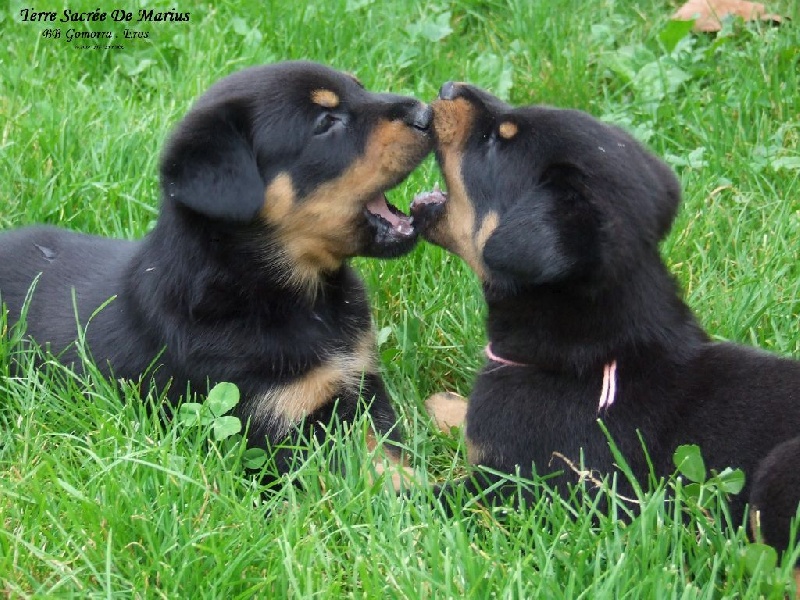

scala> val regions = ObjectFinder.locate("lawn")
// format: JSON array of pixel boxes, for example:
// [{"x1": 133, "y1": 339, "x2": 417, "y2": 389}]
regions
[{"x1": 1, "y1": 0, "x2": 799, "y2": 597}]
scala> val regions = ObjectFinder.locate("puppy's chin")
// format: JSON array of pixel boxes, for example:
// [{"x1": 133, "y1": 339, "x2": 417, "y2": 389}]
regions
[{"x1": 356, "y1": 195, "x2": 419, "y2": 258}]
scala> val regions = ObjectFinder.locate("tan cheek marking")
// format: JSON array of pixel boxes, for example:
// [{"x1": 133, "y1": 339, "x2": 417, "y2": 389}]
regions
[
  {"x1": 475, "y1": 211, "x2": 499, "y2": 255},
  {"x1": 498, "y1": 121, "x2": 518, "y2": 140},
  {"x1": 425, "y1": 391, "x2": 468, "y2": 432},
  {"x1": 428, "y1": 98, "x2": 496, "y2": 279},
  {"x1": 262, "y1": 119, "x2": 430, "y2": 290},
  {"x1": 311, "y1": 89, "x2": 340, "y2": 109},
  {"x1": 262, "y1": 172, "x2": 296, "y2": 222},
  {"x1": 248, "y1": 331, "x2": 377, "y2": 436},
  {"x1": 430, "y1": 152, "x2": 487, "y2": 278},
  {"x1": 367, "y1": 119, "x2": 429, "y2": 174}
]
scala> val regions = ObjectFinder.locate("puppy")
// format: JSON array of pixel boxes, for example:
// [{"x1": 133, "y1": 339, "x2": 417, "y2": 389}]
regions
[
  {"x1": 0, "y1": 61, "x2": 433, "y2": 479},
  {"x1": 411, "y1": 82, "x2": 800, "y2": 559}
]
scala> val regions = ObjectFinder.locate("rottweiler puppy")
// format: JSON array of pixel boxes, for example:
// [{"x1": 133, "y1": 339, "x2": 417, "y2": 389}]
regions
[
  {"x1": 411, "y1": 82, "x2": 800, "y2": 560},
  {"x1": 0, "y1": 61, "x2": 433, "y2": 480}
]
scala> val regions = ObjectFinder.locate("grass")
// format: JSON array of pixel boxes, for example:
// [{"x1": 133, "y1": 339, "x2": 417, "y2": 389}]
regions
[{"x1": 1, "y1": 0, "x2": 799, "y2": 596}]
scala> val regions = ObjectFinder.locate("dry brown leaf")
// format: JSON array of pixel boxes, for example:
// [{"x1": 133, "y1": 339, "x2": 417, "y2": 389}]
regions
[{"x1": 672, "y1": 0, "x2": 783, "y2": 32}]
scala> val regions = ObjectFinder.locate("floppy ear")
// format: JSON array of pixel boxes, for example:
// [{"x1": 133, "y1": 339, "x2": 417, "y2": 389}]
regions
[
  {"x1": 482, "y1": 174, "x2": 601, "y2": 286},
  {"x1": 482, "y1": 204, "x2": 577, "y2": 286},
  {"x1": 647, "y1": 155, "x2": 682, "y2": 242},
  {"x1": 159, "y1": 103, "x2": 265, "y2": 222}
]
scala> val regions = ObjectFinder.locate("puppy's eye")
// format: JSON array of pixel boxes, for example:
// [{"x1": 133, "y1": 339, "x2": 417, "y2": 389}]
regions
[{"x1": 313, "y1": 112, "x2": 342, "y2": 136}]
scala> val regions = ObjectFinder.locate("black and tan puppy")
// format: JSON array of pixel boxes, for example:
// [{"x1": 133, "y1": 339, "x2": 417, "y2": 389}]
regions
[
  {"x1": 411, "y1": 82, "x2": 800, "y2": 558},
  {"x1": 0, "y1": 61, "x2": 433, "y2": 479}
]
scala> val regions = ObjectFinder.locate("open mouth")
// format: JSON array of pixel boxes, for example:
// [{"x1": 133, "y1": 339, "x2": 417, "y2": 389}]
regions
[
  {"x1": 358, "y1": 183, "x2": 448, "y2": 258},
  {"x1": 364, "y1": 183, "x2": 449, "y2": 238},
  {"x1": 364, "y1": 193, "x2": 414, "y2": 237}
]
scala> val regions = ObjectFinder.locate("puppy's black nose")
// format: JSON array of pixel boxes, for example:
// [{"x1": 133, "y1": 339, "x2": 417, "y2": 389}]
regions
[
  {"x1": 439, "y1": 81, "x2": 460, "y2": 100},
  {"x1": 407, "y1": 104, "x2": 433, "y2": 131}
]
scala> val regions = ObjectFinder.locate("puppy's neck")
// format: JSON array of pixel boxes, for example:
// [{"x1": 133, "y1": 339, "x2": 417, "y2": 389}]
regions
[
  {"x1": 483, "y1": 261, "x2": 707, "y2": 375},
  {"x1": 137, "y1": 201, "x2": 350, "y2": 311}
]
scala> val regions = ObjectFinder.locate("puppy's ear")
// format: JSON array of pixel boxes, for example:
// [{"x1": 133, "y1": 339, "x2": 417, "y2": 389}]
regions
[
  {"x1": 159, "y1": 103, "x2": 264, "y2": 222},
  {"x1": 482, "y1": 205, "x2": 578, "y2": 286},
  {"x1": 649, "y1": 157, "x2": 682, "y2": 242},
  {"x1": 482, "y1": 170, "x2": 600, "y2": 286}
]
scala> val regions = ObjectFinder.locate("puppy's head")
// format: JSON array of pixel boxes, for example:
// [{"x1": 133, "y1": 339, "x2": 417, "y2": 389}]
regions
[
  {"x1": 160, "y1": 61, "x2": 433, "y2": 288},
  {"x1": 411, "y1": 82, "x2": 681, "y2": 291}
]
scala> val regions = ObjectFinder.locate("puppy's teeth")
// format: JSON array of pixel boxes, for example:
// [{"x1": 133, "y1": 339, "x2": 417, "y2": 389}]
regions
[
  {"x1": 433, "y1": 181, "x2": 440, "y2": 192},
  {"x1": 395, "y1": 222, "x2": 413, "y2": 235}
]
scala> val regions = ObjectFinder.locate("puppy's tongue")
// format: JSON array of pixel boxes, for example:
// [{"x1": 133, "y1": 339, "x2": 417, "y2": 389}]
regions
[{"x1": 366, "y1": 194, "x2": 414, "y2": 235}]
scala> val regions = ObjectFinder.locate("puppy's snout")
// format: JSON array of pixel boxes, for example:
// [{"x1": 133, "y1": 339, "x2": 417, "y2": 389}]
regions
[
  {"x1": 439, "y1": 82, "x2": 461, "y2": 101},
  {"x1": 405, "y1": 104, "x2": 433, "y2": 131}
]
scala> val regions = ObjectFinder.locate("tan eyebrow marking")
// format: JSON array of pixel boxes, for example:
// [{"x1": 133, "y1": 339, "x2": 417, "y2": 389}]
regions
[
  {"x1": 498, "y1": 121, "x2": 518, "y2": 140},
  {"x1": 311, "y1": 89, "x2": 340, "y2": 109}
]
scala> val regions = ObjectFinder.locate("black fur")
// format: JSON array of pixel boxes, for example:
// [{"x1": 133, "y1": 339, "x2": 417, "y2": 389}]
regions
[
  {"x1": 0, "y1": 61, "x2": 433, "y2": 473},
  {"x1": 413, "y1": 82, "x2": 800, "y2": 557},
  {"x1": 752, "y1": 438, "x2": 800, "y2": 555}
]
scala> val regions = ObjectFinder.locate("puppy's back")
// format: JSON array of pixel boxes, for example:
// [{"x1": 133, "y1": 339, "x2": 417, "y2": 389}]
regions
[{"x1": 0, "y1": 225, "x2": 139, "y2": 351}]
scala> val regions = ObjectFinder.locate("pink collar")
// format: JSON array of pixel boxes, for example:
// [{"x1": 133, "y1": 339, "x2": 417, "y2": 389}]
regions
[
  {"x1": 597, "y1": 360, "x2": 618, "y2": 413},
  {"x1": 484, "y1": 343, "x2": 528, "y2": 367},
  {"x1": 484, "y1": 343, "x2": 618, "y2": 412}
]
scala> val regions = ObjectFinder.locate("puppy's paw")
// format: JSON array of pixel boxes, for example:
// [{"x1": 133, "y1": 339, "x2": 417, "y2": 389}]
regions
[
  {"x1": 425, "y1": 391, "x2": 467, "y2": 432},
  {"x1": 370, "y1": 457, "x2": 418, "y2": 492}
]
